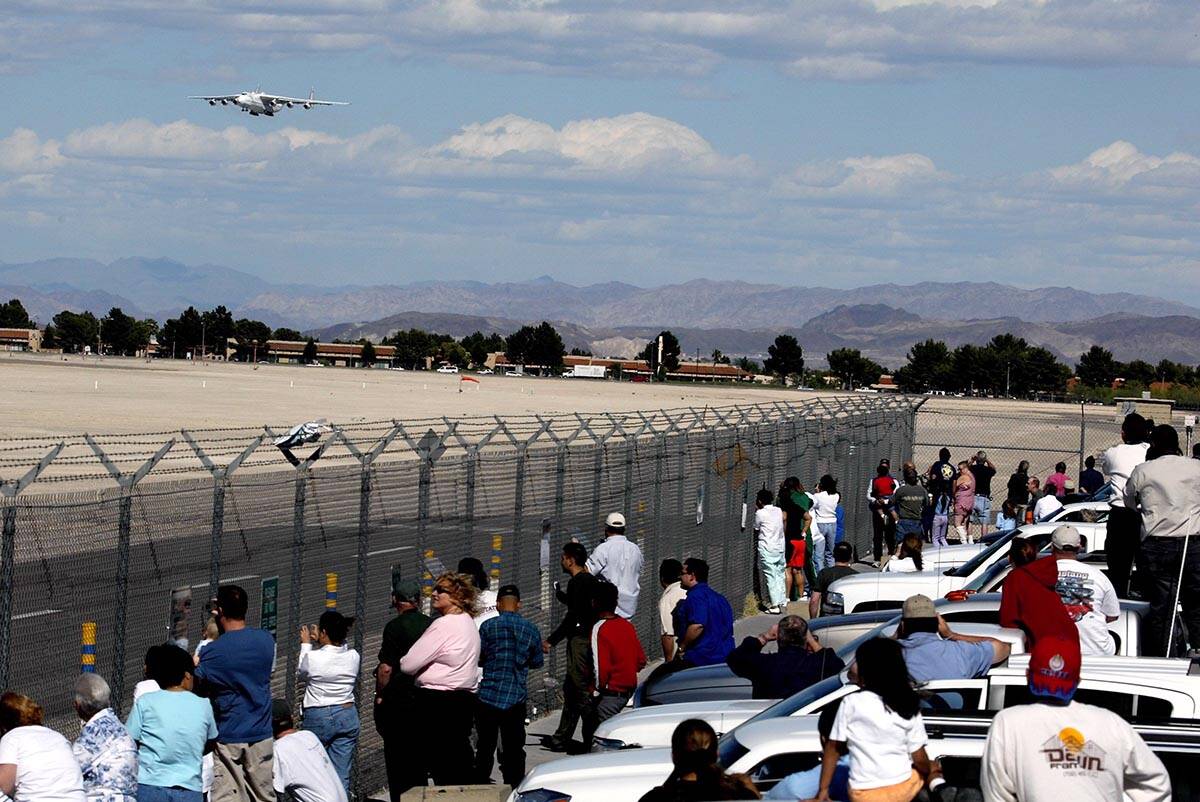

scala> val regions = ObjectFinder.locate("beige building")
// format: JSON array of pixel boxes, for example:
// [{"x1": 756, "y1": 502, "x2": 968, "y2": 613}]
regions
[
  {"x1": 266, "y1": 339, "x2": 396, "y2": 367},
  {"x1": 0, "y1": 328, "x2": 42, "y2": 352}
]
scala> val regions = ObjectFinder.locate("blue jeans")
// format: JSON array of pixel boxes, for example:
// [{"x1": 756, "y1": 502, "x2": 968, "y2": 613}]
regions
[
  {"x1": 138, "y1": 785, "x2": 202, "y2": 802},
  {"x1": 303, "y1": 703, "x2": 360, "y2": 794},
  {"x1": 810, "y1": 531, "x2": 827, "y2": 577},
  {"x1": 816, "y1": 522, "x2": 837, "y2": 569}
]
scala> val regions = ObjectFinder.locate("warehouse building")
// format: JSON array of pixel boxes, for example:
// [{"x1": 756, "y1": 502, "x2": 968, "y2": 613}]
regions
[
  {"x1": 265, "y1": 339, "x2": 396, "y2": 367},
  {"x1": 0, "y1": 328, "x2": 42, "y2": 352}
]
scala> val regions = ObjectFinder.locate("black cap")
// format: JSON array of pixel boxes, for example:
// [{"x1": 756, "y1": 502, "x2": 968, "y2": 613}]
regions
[{"x1": 497, "y1": 584, "x2": 520, "y2": 600}]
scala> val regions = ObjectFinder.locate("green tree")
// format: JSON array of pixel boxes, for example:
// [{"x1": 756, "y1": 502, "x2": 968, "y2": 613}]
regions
[
  {"x1": 233, "y1": 318, "x2": 272, "y2": 361},
  {"x1": 826, "y1": 348, "x2": 882, "y2": 390},
  {"x1": 505, "y1": 322, "x2": 565, "y2": 373},
  {"x1": 1076, "y1": 346, "x2": 1117, "y2": 388},
  {"x1": 361, "y1": 340, "x2": 376, "y2": 367},
  {"x1": 158, "y1": 307, "x2": 204, "y2": 359},
  {"x1": 272, "y1": 327, "x2": 303, "y2": 342},
  {"x1": 711, "y1": 349, "x2": 731, "y2": 365},
  {"x1": 41, "y1": 324, "x2": 58, "y2": 349},
  {"x1": 52, "y1": 310, "x2": 99, "y2": 353},
  {"x1": 763, "y1": 335, "x2": 805, "y2": 385},
  {"x1": 0, "y1": 298, "x2": 33, "y2": 328},
  {"x1": 1023, "y1": 346, "x2": 1072, "y2": 393},
  {"x1": 894, "y1": 339, "x2": 953, "y2": 392},
  {"x1": 640, "y1": 330, "x2": 681, "y2": 380},
  {"x1": 570, "y1": 346, "x2": 594, "y2": 357},
  {"x1": 735, "y1": 356, "x2": 761, "y2": 374},
  {"x1": 201, "y1": 305, "x2": 236, "y2": 356},
  {"x1": 303, "y1": 338, "x2": 318, "y2": 364},
  {"x1": 505, "y1": 326, "x2": 534, "y2": 367},
  {"x1": 1121, "y1": 359, "x2": 1155, "y2": 386},
  {"x1": 950, "y1": 344, "x2": 987, "y2": 394}
]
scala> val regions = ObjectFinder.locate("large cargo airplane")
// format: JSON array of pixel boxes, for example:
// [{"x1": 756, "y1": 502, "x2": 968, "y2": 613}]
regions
[{"x1": 188, "y1": 88, "x2": 349, "y2": 116}]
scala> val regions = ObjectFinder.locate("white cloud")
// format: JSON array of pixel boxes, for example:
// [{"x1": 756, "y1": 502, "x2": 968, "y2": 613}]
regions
[
  {"x1": 1046, "y1": 140, "x2": 1200, "y2": 191},
  {"x1": 0, "y1": 129, "x2": 63, "y2": 173}
]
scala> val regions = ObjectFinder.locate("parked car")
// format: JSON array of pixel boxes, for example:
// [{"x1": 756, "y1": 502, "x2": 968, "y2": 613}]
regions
[
  {"x1": 476, "y1": 368, "x2": 493, "y2": 375},
  {"x1": 980, "y1": 499, "x2": 1110, "y2": 544},
  {"x1": 825, "y1": 519, "x2": 1108, "y2": 615},
  {"x1": 436, "y1": 364, "x2": 460, "y2": 373}
]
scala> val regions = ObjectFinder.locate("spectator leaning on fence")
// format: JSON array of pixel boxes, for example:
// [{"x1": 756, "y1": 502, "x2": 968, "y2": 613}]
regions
[
  {"x1": 271, "y1": 699, "x2": 346, "y2": 802},
  {"x1": 127, "y1": 644, "x2": 218, "y2": 802},
  {"x1": 474, "y1": 584, "x2": 543, "y2": 787},
  {"x1": 193, "y1": 584, "x2": 276, "y2": 802},
  {"x1": 726, "y1": 615, "x2": 845, "y2": 700},
  {"x1": 1126, "y1": 424, "x2": 1200, "y2": 657},
  {"x1": 374, "y1": 579, "x2": 431, "y2": 800},
  {"x1": 297, "y1": 610, "x2": 360, "y2": 795},
  {"x1": 543, "y1": 542, "x2": 599, "y2": 753},
  {"x1": 0, "y1": 691, "x2": 86, "y2": 802},
  {"x1": 399, "y1": 571, "x2": 481, "y2": 786},
  {"x1": 752, "y1": 488, "x2": 787, "y2": 614},
  {"x1": 587, "y1": 512, "x2": 645, "y2": 619},
  {"x1": 72, "y1": 673, "x2": 137, "y2": 802}
]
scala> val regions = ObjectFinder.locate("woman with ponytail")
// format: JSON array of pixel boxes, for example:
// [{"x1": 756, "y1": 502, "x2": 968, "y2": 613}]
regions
[{"x1": 639, "y1": 719, "x2": 760, "y2": 801}]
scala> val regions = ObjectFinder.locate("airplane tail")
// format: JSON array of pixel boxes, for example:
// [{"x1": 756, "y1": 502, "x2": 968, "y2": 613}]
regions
[{"x1": 309, "y1": 87, "x2": 315, "y2": 102}]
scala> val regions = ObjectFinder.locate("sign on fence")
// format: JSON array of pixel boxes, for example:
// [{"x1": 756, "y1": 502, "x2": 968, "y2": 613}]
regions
[
  {"x1": 168, "y1": 587, "x2": 192, "y2": 650},
  {"x1": 260, "y1": 576, "x2": 279, "y2": 640}
]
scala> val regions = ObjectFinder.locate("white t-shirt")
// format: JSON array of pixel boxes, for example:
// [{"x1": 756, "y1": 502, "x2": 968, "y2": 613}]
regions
[
  {"x1": 983, "y1": 700, "x2": 1169, "y2": 802},
  {"x1": 1034, "y1": 494, "x2": 1063, "y2": 522},
  {"x1": 272, "y1": 730, "x2": 348, "y2": 802},
  {"x1": 1055, "y1": 559, "x2": 1119, "y2": 656},
  {"x1": 474, "y1": 588, "x2": 499, "y2": 627},
  {"x1": 883, "y1": 557, "x2": 920, "y2": 573},
  {"x1": 812, "y1": 492, "x2": 840, "y2": 524},
  {"x1": 754, "y1": 505, "x2": 786, "y2": 553},
  {"x1": 830, "y1": 690, "x2": 927, "y2": 790},
  {"x1": 1103, "y1": 442, "x2": 1149, "y2": 509},
  {"x1": 298, "y1": 643, "x2": 361, "y2": 707},
  {"x1": 132, "y1": 679, "x2": 160, "y2": 701},
  {"x1": 0, "y1": 725, "x2": 86, "y2": 802},
  {"x1": 659, "y1": 581, "x2": 687, "y2": 637}
]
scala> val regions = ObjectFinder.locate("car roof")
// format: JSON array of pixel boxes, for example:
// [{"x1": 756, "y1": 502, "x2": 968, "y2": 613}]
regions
[{"x1": 516, "y1": 745, "x2": 673, "y2": 787}]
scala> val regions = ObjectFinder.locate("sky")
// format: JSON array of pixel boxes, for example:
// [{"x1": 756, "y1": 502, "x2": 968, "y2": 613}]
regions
[{"x1": 2, "y1": 0, "x2": 1200, "y2": 301}]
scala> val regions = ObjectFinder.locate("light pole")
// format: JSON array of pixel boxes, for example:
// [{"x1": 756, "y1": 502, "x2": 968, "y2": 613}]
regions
[
  {"x1": 1005, "y1": 362, "x2": 1011, "y2": 398},
  {"x1": 200, "y1": 322, "x2": 206, "y2": 363}
]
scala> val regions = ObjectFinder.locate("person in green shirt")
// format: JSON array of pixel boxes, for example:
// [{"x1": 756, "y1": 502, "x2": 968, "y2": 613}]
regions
[{"x1": 374, "y1": 579, "x2": 432, "y2": 800}]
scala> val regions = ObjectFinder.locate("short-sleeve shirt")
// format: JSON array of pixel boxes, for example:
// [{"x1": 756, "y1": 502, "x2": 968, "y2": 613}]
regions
[
  {"x1": 378, "y1": 610, "x2": 432, "y2": 703},
  {"x1": 969, "y1": 464, "x2": 996, "y2": 497},
  {"x1": 194, "y1": 627, "x2": 275, "y2": 744},
  {"x1": 72, "y1": 708, "x2": 137, "y2": 801},
  {"x1": 1055, "y1": 559, "x2": 1120, "y2": 656},
  {"x1": 672, "y1": 582, "x2": 735, "y2": 667},
  {"x1": 0, "y1": 725, "x2": 86, "y2": 802},
  {"x1": 658, "y1": 581, "x2": 687, "y2": 637},
  {"x1": 830, "y1": 691, "x2": 927, "y2": 790},
  {"x1": 815, "y1": 565, "x2": 856, "y2": 596},
  {"x1": 272, "y1": 729, "x2": 348, "y2": 802},
  {"x1": 893, "y1": 484, "x2": 927, "y2": 521},
  {"x1": 899, "y1": 632, "x2": 995, "y2": 683},
  {"x1": 753, "y1": 505, "x2": 785, "y2": 553},
  {"x1": 125, "y1": 690, "x2": 218, "y2": 792}
]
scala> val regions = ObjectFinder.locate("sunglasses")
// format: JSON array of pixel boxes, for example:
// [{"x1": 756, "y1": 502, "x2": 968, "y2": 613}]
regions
[{"x1": 433, "y1": 586, "x2": 452, "y2": 595}]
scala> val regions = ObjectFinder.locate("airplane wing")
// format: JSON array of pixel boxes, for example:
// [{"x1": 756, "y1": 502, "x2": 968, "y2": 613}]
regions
[
  {"x1": 261, "y1": 94, "x2": 350, "y2": 107},
  {"x1": 188, "y1": 95, "x2": 239, "y2": 102}
]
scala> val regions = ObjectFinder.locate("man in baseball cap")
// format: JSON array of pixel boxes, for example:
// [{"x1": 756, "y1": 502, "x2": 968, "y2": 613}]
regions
[
  {"x1": 1049, "y1": 525, "x2": 1120, "y2": 656},
  {"x1": 586, "y1": 511, "x2": 643, "y2": 618},
  {"x1": 895, "y1": 594, "x2": 1010, "y2": 683},
  {"x1": 374, "y1": 578, "x2": 431, "y2": 799},
  {"x1": 983, "y1": 634, "x2": 1169, "y2": 800}
]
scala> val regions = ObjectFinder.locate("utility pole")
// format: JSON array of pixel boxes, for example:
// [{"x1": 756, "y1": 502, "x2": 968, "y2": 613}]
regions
[
  {"x1": 1006, "y1": 362, "x2": 1011, "y2": 398},
  {"x1": 201, "y1": 322, "x2": 206, "y2": 363}
]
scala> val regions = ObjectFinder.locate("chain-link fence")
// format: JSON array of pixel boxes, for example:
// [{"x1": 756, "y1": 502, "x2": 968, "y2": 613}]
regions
[{"x1": 0, "y1": 395, "x2": 917, "y2": 797}]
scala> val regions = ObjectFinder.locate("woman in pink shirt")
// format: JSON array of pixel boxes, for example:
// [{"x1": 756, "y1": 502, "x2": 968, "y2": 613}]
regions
[
  {"x1": 400, "y1": 572, "x2": 480, "y2": 786},
  {"x1": 1045, "y1": 462, "x2": 1071, "y2": 498}
]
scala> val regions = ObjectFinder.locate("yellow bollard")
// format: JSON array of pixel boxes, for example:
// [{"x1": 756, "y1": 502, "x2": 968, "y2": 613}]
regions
[
  {"x1": 325, "y1": 572, "x2": 338, "y2": 609},
  {"x1": 490, "y1": 535, "x2": 503, "y2": 583},
  {"x1": 81, "y1": 621, "x2": 97, "y2": 674}
]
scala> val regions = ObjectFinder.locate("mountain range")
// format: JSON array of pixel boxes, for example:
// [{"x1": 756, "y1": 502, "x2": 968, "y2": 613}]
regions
[{"x1": 4, "y1": 256, "x2": 1200, "y2": 366}]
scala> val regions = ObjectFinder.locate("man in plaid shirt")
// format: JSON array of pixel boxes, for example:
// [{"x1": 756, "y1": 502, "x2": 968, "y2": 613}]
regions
[{"x1": 474, "y1": 584, "x2": 544, "y2": 786}]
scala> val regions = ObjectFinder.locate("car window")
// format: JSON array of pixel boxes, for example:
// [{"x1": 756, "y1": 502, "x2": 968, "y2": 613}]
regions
[
  {"x1": 920, "y1": 687, "x2": 983, "y2": 712},
  {"x1": 1160, "y1": 751, "x2": 1200, "y2": 801},
  {"x1": 717, "y1": 735, "x2": 750, "y2": 770},
  {"x1": 1005, "y1": 685, "x2": 1178, "y2": 718},
  {"x1": 952, "y1": 530, "x2": 1020, "y2": 577},
  {"x1": 940, "y1": 610, "x2": 999, "y2": 625},
  {"x1": 744, "y1": 752, "x2": 822, "y2": 792}
]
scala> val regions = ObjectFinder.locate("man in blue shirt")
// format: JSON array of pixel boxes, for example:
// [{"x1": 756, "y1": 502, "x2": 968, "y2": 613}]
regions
[
  {"x1": 897, "y1": 594, "x2": 1010, "y2": 684},
  {"x1": 475, "y1": 584, "x2": 543, "y2": 786},
  {"x1": 672, "y1": 558, "x2": 735, "y2": 668},
  {"x1": 194, "y1": 584, "x2": 276, "y2": 802}
]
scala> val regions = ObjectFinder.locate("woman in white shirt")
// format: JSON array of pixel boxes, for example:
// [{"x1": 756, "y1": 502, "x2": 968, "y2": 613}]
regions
[
  {"x1": 812, "y1": 475, "x2": 841, "y2": 572},
  {"x1": 458, "y1": 557, "x2": 498, "y2": 627},
  {"x1": 0, "y1": 691, "x2": 86, "y2": 802},
  {"x1": 814, "y1": 638, "x2": 932, "y2": 802},
  {"x1": 883, "y1": 534, "x2": 925, "y2": 574},
  {"x1": 298, "y1": 610, "x2": 361, "y2": 796}
]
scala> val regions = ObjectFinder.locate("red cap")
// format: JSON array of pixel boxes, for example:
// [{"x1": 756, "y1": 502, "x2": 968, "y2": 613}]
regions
[{"x1": 1028, "y1": 635, "x2": 1081, "y2": 702}]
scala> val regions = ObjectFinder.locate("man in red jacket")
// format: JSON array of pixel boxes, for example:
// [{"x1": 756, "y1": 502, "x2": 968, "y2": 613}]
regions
[
  {"x1": 582, "y1": 581, "x2": 647, "y2": 749},
  {"x1": 999, "y1": 535, "x2": 1078, "y2": 649}
]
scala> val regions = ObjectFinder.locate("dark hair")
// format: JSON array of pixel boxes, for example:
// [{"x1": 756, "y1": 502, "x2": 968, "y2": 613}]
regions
[
  {"x1": 0, "y1": 692, "x2": 42, "y2": 732},
  {"x1": 1044, "y1": 481, "x2": 1057, "y2": 496},
  {"x1": 777, "y1": 615, "x2": 809, "y2": 648},
  {"x1": 593, "y1": 581, "x2": 619, "y2": 614},
  {"x1": 318, "y1": 610, "x2": 355, "y2": 645},
  {"x1": 855, "y1": 637, "x2": 919, "y2": 719},
  {"x1": 1122, "y1": 412, "x2": 1147, "y2": 444},
  {"x1": 781, "y1": 476, "x2": 800, "y2": 492},
  {"x1": 818, "y1": 474, "x2": 838, "y2": 494},
  {"x1": 271, "y1": 698, "x2": 294, "y2": 736},
  {"x1": 457, "y1": 557, "x2": 489, "y2": 591},
  {"x1": 939, "y1": 447, "x2": 951, "y2": 461},
  {"x1": 877, "y1": 463, "x2": 889, "y2": 477},
  {"x1": 151, "y1": 644, "x2": 194, "y2": 688},
  {"x1": 903, "y1": 466, "x2": 919, "y2": 484},
  {"x1": 669, "y1": 719, "x2": 723, "y2": 783},
  {"x1": 216, "y1": 585, "x2": 249, "y2": 620},
  {"x1": 684, "y1": 557, "x2": 709, "y2": 583},
  {"x1": 832, "y1": 542, "x2": 853, "y2": 563},
  {"x1": 1009, "y1": 536, "x2": 1036, "y2": 567},
  {"x1": 659, "y1": 558, "x2": 683, "y2": 585},
  {"x1": 1054, "y1": 462, "x2": 1067, "y2": 473},
  {"x1": 899, "y1": 534, "x2": 924, "y2": 572},
  {"x1": 1193, "y1": 443, "x2": 1200, "y2": 459},
  {"x1": 1018, "y1": 460, "x2": 1030, "y2": 473},
  {"x1": 143, "y1": 643, "x2": 169, "y2": 679},
  {"x1": 562, "y1": 542, "x2": 588, "y2": 567},
  {"x1": 756, "y1": 488, "x2": 774, "y2": 506},
  {"x1": 817, "y1": 699, "x2": 841, "y2": 740},
  {"x1": 1147, "y1": 424, "x2": 1182, "y2": 460},
  {"x1": 1085, "y1": 455, "x2": 1095, "y2": 468}
]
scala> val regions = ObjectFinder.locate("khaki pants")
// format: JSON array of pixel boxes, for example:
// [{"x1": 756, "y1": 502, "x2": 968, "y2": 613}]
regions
[
  {"x1": 848, "y1": 770, "x2": 923, "y2": 802},
  {"x1": 212, "y1": 739, "x2": 274, "y2": 802}
]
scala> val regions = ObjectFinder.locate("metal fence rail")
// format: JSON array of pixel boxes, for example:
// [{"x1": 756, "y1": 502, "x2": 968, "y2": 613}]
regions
[{"x1": 0, "y1": 395, "x2": 917, "y2": 797}]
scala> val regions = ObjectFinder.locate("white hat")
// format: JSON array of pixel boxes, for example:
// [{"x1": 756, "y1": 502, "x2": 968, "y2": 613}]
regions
[
  {"x1": 1051, "y1": 525, "x2": 1081, "y2": 551},
  {"x1": 605, "y1": 512, "x2": 626, "y2": 529}
]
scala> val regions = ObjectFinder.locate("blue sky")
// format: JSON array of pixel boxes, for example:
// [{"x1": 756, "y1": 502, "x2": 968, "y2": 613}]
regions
[{"x1": 3, "y1": 1, "x2": 1200, "y2": 301}]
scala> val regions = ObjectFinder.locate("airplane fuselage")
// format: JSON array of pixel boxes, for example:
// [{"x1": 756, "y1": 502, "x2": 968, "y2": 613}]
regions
[{"x1": 204, "y1": 92, "x2": 314, "y2": 116}]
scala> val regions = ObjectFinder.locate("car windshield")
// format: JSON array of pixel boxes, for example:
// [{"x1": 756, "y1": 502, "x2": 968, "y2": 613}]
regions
[
  {"x1": 720, "y1": 674, "x2": 846, "y2": 748},
  {"x1": 964, "y1": 531, "x2": 1053, "y2": 590},
  {"x1": 951, "y1": 528, "x2": 1020, "y2": 577},
  {"x1": 836, "y1": 617, "x2": 900, "y2": 660}
]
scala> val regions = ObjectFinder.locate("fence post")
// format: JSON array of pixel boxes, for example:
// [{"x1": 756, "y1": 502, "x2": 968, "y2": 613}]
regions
[
  {"x1": 1078, "y1": 402, "x2": 1087, "y2": 478},
  {"x1": 0, "y1": 443, "x2": 62, "y2": 692},
  {"x1": 286, "y1": 467, "x2": 307, "y2": 707}
]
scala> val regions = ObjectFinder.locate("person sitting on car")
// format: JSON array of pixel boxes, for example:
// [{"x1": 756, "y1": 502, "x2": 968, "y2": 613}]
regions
[
  {"x1": 638, "y1": 719, "x2": 759, "y2": 802},
  {"x1": 764, "y1": 701, "x2": 848, "y2": 800},
  {"x1": 896, "y1": 594, "x2": 1010, "y2": 683},
  {"x1": 726, "y1": 615, "x2": 845, "y2": 700}
]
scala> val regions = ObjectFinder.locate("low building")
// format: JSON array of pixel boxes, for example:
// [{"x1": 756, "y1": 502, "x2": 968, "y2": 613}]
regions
[
  {"x1": 266, "y1": 339, "x2": 396, "y2": 367},
  {"x1": 0, "y1": 328, "x2": 42, "y2": 352},
  {"x1": 486, "y1": 352, "x2": 751, "y2": 381}
]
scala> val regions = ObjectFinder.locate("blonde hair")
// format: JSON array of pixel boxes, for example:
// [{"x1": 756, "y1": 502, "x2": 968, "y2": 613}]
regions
[
  {"x1": 203, "y1": 617, "x2": 219, "y2": 641},
  {"x1": 0, "y1": 692, "x2": 43, "y2": 733},
  {"x1": 434, "y1": 572, "x2": 479, "y2": 616}
]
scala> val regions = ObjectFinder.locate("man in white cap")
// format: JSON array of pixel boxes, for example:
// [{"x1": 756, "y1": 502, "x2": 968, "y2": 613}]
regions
[
  {"x1": 1049, "y1": 524, "x2": 1120, "y2": 656},
  {"x1": 586, "y1": 512, "x2": 644, "y2": 619}
]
